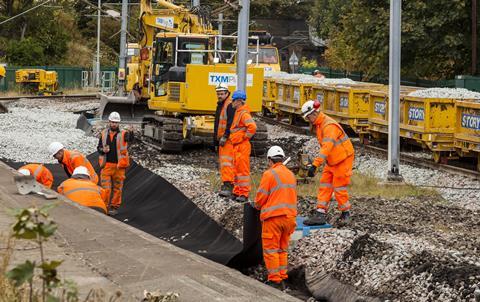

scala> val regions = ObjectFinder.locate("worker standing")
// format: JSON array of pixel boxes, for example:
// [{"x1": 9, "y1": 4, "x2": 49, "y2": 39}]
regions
[
  {"x1": 301, "y1": 100, "x2": 354, "y2": 225},
  {"x1": 48, "y1": 142, "x2": 99, "y2": 184},
  {"x1": 18, "y1": 164, "x2": 54, "y2": 189},
  {"x1": 253, "y1": 146, "x2": 297, "y2": 290},
  {"x1": 58, "y1": 166, "x2": 108, "y2": 214},
  {"x1": 313, "y1": 69, "x2": 325, "y2": 79},
  {"x1": 213, "y1": 83, "x2": 236, "y2": 198},
  {"x1": 229, "y1": 90, "x2": 257, "y2": 203},
  {"x1": 97, "y1": 111, "x2": 134, "y2": 215}
]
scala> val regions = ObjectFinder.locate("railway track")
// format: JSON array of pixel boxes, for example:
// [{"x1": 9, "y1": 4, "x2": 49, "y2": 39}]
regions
[
  {"x1": 0, "y1": 93, "x2": 98, "y2": 101},
  {"x1": 256, "y1": 114, "x2": 480, "y2": 180}
]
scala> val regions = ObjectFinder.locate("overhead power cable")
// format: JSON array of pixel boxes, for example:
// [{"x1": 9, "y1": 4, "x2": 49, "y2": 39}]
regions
[{"x1": 0, "y1": 0, "x2": 52, "y2": 25}]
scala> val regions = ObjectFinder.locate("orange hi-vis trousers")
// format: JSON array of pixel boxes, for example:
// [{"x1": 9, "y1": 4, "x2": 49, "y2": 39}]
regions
[
  {"x1": 219, "y1": 141, "x2": 235, "y2": 183},
  {"x1": 317, "y1": 155, "x2": 354, "y2": 212},
  {"x1": 232, "y1": 140, "x2": 251, "y2": 198},
  {"x1": 262, "y1": 215, "x2": 296, "y2": 283},
  {"x1": 100, "y1": 163, "x2": 126, "y2": 209}
]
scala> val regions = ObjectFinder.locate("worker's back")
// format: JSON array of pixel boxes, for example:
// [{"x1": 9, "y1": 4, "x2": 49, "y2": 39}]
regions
[{"x1": 57, "y1": 178, "x2": 107, "y2": 214}]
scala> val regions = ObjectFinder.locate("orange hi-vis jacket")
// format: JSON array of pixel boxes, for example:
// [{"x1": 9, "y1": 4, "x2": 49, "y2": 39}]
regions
[
  {"x1": 19, "y1": 164, "x2": 53, "y2": 189},
  {"x1": 61, "y1": 149, "x2": 99, "y2": 184},
  {"x1": 313, "y1": 112, "x2": 354, "y2": 167},
  {"x1": 57, "y1": 178, "x2": 107, "y2": 214},
  {"x1": 99, "y1": 129, "x2": 130, "y2": 169},
  {"x1": 229, "y1": 104, "x2": 257, "y2": 145},
  {"x1": 217, "y1": 97, "x2": 232, "y2": 139},
  {"x1": 254, "y1": 163, "x2": 298, "y2": 221}
]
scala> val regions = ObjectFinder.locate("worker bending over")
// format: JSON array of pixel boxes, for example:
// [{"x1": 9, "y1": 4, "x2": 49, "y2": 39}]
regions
[
  {"x1": 18, "y1": 164, "x2": 54, "y2": 189},
  {"x1": 49, "y1": 142, "x2": 99, "y2": 184},
  {"x1": 213, "y1": 83, "x2": 236, "y2": 198},
  {"x1": 301, "y1": 100, "x2": 354, "y2": 225},
  {"x1": 58, "y1": 166, "x2": 108, "y2": 214},
  {"x1": 253, "y1": 146, "x2": 297, "y2": 290},
  {"x1": 229, "y1": 90, "x2": 257, "y2": 203},
  {"x1": 97, "y1": 111, "x2": 134, "y2": 215}
]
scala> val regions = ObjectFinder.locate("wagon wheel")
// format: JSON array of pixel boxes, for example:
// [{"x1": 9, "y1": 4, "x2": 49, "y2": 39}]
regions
[
  {"x1": 433, "y1": 151, "x2": 448, "y2": 164},
  {"x1": 288, "y1": 114, "x2": 295, "y2": 125}
]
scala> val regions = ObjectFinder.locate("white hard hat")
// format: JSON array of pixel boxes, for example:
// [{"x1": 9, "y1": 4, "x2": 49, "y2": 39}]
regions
[
  {"x1": 215, "y1": 83, "x2": 229, "y2": 92},
  {"x1": 267, "y1": 146, "x2": 285, "y2": 159},
  {"x1": 18, "y1": 169, "x2": 31, "y2": 176},
  {"x1": 108, "y1": 111, "x2": 121, "y2": 122},
  {"x1": 48, "y1": 142, "x2": 64, "y2": 157},
  {"x1": 72, "y1": 166, "x2": 90, "y2": 177},
  {"x1": 301, "y1": 100, "x2": 318, "y2": 119}
]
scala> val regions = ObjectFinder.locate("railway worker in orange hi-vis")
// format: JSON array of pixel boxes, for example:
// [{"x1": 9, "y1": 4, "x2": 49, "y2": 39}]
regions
[
  {"x1": 48, "y1": 141, "x2": 99, "y2": 184},
  {"x1": 18, "y1": 164, "x2": 54, "y2": 189},
  {"x1": 213, "y1": 83, "x2": 236, "y2": 198},
  {"x1": 228, "y1": 90, "x2": 257, "y2": 203},
  {"x1": 97, "y1": 111, "x2": 134, "y2": 216},
  {"x1": 301, "y1": 99, "x2": 354, "y2": 226},
  {"x1": 57, "y1": 166, "x2": 108, "y2": 214},
  {"x1": 252, "y1": 146, "x2": 297, "y2": 290}
]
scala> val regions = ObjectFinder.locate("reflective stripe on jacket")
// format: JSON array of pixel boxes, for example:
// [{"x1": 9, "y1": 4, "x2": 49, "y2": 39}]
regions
[
  {"x1": 19, "y1": 164, "x2": 54, "y2": 189},
  {"x1": 313, "y1": 113, "x2": 354, "y2": 167},
  {"x1": 99, "y1": 129, "x2": 130, "y2": 169},
  {"x1": 254, "y1": 163, "x2": 297, "y2": 221},
  {"x1": 217, "y1": 97, "x2": 232, "y2": 139},
  {"x1": 62, "y1": 149, "x2": 98, "y2": 183},
  {"x1": 57, "y1": 178, "x2": 107, "y2": 214},
  {"x1": 229, "y1": 104, "x2": 257, "y2": 145}
]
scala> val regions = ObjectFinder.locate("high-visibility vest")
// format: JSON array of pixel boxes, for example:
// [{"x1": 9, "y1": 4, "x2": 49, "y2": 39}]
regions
[
  {"x1": 217, "y1": 97, "x2": 232, "y2": 139},
  {"x1": 314, "y1": 113, "x2": 354, "y2": 166},
  {"x1": 254, "y1": 163, "x2": 297, "y2": 221},
  {"x1": 62, "y1": 150, "x2": 98, "y2": 183},
  {"x1": 98, "y1": 129, "x2": 130, "y2": 169},
  {"x1": 19, "y1": 164, "x2": 53, "y2": 189},
  {"x1": 57, "y1": 178, "x2": 107, "y2": 214},
  {"x1": 229, "y1": 104, "x2": 257, "y2": 145}
]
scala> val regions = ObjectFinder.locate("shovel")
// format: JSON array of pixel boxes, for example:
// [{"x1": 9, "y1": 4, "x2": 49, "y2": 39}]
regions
[{"x1": 14, "y1": 175, "x2": 57, "y2": 200}]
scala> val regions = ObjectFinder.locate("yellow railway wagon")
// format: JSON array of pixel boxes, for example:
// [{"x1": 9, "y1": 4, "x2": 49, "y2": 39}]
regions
[
  {"x1": 454, "y1": 100, "x2": 480, "y2": 171},
  {"x1": 401, "y1": 96, "x2": 457, "y2": 162},
  {"x1": 274, "y1": 80, "x2": 317, "y2": 124},
  {"x1": 262, "y1": 77, "x2": 277, "y2": 115}
]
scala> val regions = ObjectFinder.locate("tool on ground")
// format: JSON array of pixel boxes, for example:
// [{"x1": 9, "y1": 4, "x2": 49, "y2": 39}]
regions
[{"x1": 14, "y1": 174, "x2": 56, "y2": 199}]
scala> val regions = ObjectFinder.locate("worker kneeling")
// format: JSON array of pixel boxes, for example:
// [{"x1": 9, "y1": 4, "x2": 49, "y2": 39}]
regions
[
  {"x1": 49, "y1": 142, "x2": 99, "y2": 184},
  {"x1": 229, "y1": 90, "x2": 257, "y2": 203},
  {"x1": 18, "y1": 164, "x2": 54, "y2": 189},
  {"x1": 301, "y1": 100, "x2": 354, "y2": 226},
  {"x1": 58, "y1": 166, "x2": 108, "y2": 214},
  {"x1": 252, "y1": 146, "x2": 297, "y2": 290}
]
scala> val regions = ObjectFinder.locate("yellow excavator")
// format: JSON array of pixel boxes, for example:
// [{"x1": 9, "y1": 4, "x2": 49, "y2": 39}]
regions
[
  {"x1": 99, "y1": 0, "x2": 268, "y2": 154},
  {"x1": 247, "y1": 30, "x2": 281, "y2": 72}
]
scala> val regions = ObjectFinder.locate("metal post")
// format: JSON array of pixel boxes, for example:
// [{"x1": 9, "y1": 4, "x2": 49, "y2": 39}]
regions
[
  {"x1": 118, "y1": 0, "x2": 128, "y2": 95},
  {"x1": 192, "y1": 0, "x2": 199, "y2": 7},
  {"x1": 236, "y1": 0, "x2": 250, "y2": 91},
  {"x1": 96, "y1": 0, "x2": 101, "y2": 88},
  {"x1": 473, "y1": 0, "x2": 477, "y2": 75},
  {"x1": 218, "y1": 13, "x2": 223, "y2": 50},
  {"x1": 387, "y1": 0, "x2": 402, "y2": 181}
]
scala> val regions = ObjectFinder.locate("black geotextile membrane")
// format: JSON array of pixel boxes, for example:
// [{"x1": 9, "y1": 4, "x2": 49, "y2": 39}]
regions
[{"x1": 6, "y1": 153, "x2": 262, "y2": 267}]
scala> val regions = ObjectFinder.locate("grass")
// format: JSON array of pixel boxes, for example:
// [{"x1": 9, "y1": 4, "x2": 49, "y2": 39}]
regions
[{"x1": 205, "y1": 170, "x2": 440, "y2": 200}]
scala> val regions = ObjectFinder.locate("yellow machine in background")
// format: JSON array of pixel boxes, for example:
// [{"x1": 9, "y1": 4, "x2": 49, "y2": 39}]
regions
[
  {"x1": 125, "y1": 43, "x2": 140, "y2": 92},
  {"x1": 15, "y1": 69, "x2": 58, "y2": 95},
  {"x1": 0, "y1": 65, "x2": 5, "y2": 79}
]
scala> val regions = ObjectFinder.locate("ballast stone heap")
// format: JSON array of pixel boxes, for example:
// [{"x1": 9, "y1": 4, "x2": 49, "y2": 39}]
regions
[{"x1": 408, "y1": 87, "x2": 480, "y2": 100}]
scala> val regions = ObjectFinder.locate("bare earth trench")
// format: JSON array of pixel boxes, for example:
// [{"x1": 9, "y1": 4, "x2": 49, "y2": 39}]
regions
[{"x1": 0, "y1": 99, "x2": 479, "y2": 301}]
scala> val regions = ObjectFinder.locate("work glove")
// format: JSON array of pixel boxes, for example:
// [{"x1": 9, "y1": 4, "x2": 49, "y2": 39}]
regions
[
  {"x1": 219, "y1": 136, "x2": 227, "y2": 147},
  {"x1": 307, "y1": 164, "x2": 318, "y2": 178}
]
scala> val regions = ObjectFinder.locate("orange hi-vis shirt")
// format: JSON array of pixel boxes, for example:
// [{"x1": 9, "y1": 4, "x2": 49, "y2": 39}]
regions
[
  {"x1": 18, "y1": 164, "x2": 53, "y2": 188},
  {"x1": 254, "y1": 163, "x2": 297, "y2": 221},
  {"x1": 229, "y1": 104, "x2": 257, "y2": 145},
  {"x1": 313, "y1": 112, "x2": 354, "y2": 167}
]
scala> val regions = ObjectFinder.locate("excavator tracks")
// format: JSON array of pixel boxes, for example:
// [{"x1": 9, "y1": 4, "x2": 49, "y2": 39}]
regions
[{"x1": 142, "y1": 116, "x2": 184, "y2": 152}]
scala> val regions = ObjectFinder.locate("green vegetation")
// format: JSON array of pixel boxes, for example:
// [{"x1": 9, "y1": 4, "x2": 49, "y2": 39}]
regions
[{"x1": 310, "y1": 0, "x2": 472, "y2": 80}]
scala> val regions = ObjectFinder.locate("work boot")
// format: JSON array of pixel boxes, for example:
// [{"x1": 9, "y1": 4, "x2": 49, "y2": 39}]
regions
[
  {"x1": 108, "y1": 207, "x2": 119, "y2": 216},
  {"x1": 303, "y1": 211, "x2": 327, "y2": 226},
  {"x1": 265, "y1": 280, "x2": 286, "y2": 291},
  {"x1": 218, "y1": 182, "x2": 233, "y2": 198},
  {"x1": 338, "y1": 211, "x2": 351, "y2": 224},
  {"x1": 235, "y1": 195, "x2": 248, "y2": 203}
]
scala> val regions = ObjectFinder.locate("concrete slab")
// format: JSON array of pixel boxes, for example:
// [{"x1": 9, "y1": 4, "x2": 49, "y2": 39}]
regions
[{"x1": 0, "y1": 162, "x2": 300, "y2": 301}]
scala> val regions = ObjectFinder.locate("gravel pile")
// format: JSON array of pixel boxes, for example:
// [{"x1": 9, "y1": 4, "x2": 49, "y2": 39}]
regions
[
  {"x1": 0, "y1": 106, "x2": 97, "y2": 163},
  {"x1": 11, "y1": 98, "x2": 100, "y2": 112},
  {"x1": 408, "y1": 88, "x2": 480, "y2": 100},
  {"x1": 303, "y1": 137, "x2": 480, "y2": 209}
]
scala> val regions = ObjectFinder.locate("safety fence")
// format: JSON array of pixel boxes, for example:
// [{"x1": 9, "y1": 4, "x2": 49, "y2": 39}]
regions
[{"x1": 0, "y1": 66, "x2": 118, "y2": 92}]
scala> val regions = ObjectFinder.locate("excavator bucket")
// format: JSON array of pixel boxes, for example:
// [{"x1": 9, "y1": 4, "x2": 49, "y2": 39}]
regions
[{"x1": 98, "y1": 91, "x2": 150, "y2": 121}]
